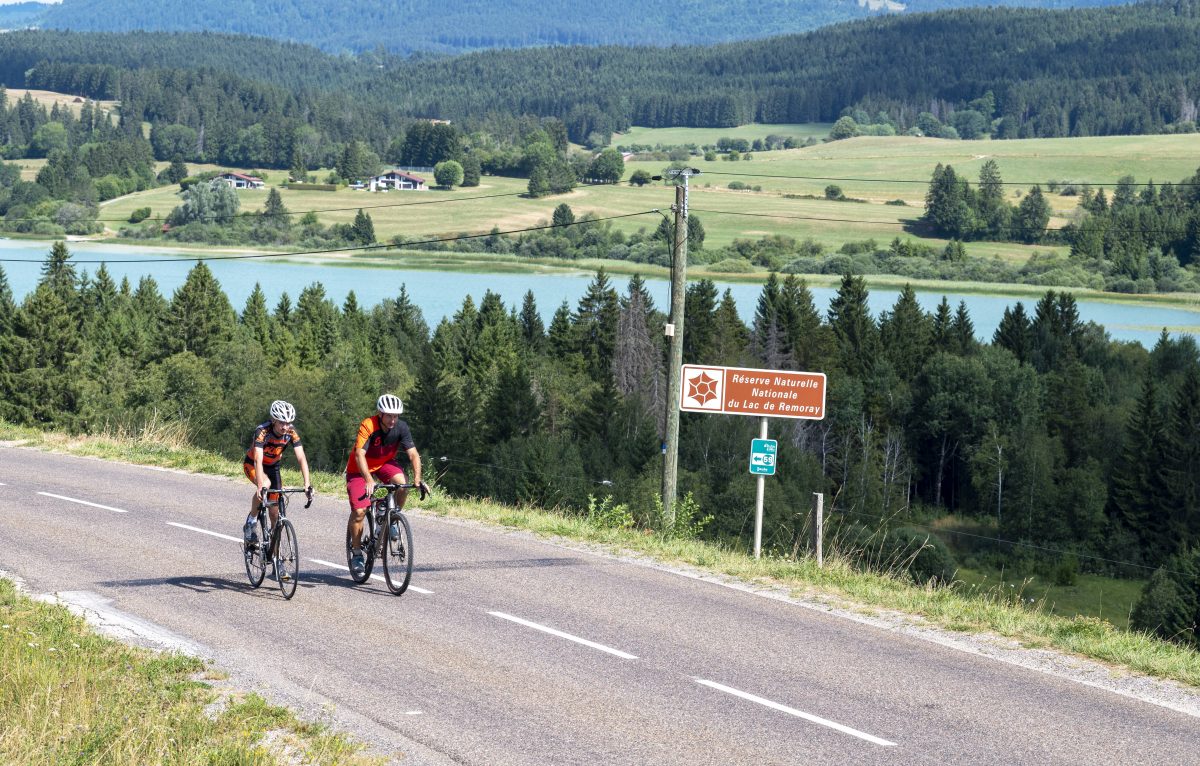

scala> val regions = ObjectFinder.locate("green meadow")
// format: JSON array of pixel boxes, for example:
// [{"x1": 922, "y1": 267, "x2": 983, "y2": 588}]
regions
[
  {"x1": 93, "y1": 130, "x2": 1200, "y2": 263},
  {"x1": 614, "y1": 123, "x2": 832, "y2": 147}
]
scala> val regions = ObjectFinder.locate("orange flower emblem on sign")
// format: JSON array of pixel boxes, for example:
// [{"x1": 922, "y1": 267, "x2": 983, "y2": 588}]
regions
[{"x1": 687, "y1": 371, "x2": 720, "y2": 406}]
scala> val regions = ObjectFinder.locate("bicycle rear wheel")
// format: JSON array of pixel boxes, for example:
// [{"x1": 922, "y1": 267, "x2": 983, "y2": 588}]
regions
[
  {"x1": 244, "y1": 516, "x2": 266, "y2": 588},
  {"x1": 345, "y1": 510, "x2": 376, "y2": 584},
  {"x1": 275, "y1": 518, "x2": 299, "y2": 599},
  {"x1": 382, "y1": 512, "x2": 414, "y2": 595}
]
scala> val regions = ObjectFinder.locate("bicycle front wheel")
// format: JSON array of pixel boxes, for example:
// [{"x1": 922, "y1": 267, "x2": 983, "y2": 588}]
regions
[
  {"x1": 244, "y1": 517, "x2": 266, "y2": 588},
  {"x1": 345, "y1": 511, "x2": 376, "y2": 584},
  {"x1": 275, "y1": 518, "x2": 299, "y2": 599},
  {"x1": 382, "y1": 512, "x2": 413, "y2": 595}
]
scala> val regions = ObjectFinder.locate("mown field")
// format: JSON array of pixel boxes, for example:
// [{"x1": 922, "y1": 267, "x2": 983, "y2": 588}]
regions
[
  {"x1": 614, "y1": 123, "x2": 832, "y2": 147},
  {"x1": 89, "y1": 130, "x2": 1200, "y2": 262}
]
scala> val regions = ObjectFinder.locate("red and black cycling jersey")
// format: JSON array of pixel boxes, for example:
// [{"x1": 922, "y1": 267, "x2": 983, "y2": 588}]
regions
[
  {"x1": 345, "y1": 415, "x2": 414, "y2": 477},
  {"x1": 244, "y1": 422, "x2": 302, "y2": 466}
]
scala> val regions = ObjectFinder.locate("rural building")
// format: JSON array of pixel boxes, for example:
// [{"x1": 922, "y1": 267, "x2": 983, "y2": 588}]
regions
[
  {"x1": 369, "y1": 170, "x2": 428, "y2": 191},
  {"x1": 216, "y1": 172, "x2": 265, "y2": 189}
]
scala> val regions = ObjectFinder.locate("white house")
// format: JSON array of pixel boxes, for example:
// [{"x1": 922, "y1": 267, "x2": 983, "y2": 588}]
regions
[
  {"x1": 216, "y1": 172, "x2": 265, "y2": 189},
  {"x1": 370, "y1": 170, "x2": 427, "y2": 191}
]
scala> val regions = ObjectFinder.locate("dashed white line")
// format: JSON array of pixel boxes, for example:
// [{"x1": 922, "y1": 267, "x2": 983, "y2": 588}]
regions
[
  {"x1": 307, "y1": 558, "x2": 433, "y2": 594},
  {"x1": 38, "y1": 492, "x2": 129, "y2": 513},
  {"x1": 488, "y1": 611, "x2": 638, "y2": 659},
  {"x1": 167, "y1": 522, "x2": 242, "y2": 543},
  {"x1": 695, "y1": 678, "x2": 896, "y2": 747}
]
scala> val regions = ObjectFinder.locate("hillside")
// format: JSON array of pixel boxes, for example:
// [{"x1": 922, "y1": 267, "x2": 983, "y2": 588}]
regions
[
  {"x1": 6, "y1": 1, "x2": 1198, "y2": 137},
  {"x1": 1, "y1": 0, "x2": 1138, "y2": 53}
]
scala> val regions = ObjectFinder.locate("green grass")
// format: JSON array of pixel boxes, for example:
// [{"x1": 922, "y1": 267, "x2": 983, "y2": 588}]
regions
[
  {"x1": 3, "y1": 419, "x2": 1200, "y2": 689},
  {"x1": 0, "y1": 578, "x2": 382, "y2": 765},
  {"x1": 93, "y1": 132, "x2": 1200, "y2": 266},
  {"x1": 614, "y1": 123, "x2": 832, "y2": 148},
  {"x1": 956, "y1": 569, "x2": 1146, "y2": 632}
]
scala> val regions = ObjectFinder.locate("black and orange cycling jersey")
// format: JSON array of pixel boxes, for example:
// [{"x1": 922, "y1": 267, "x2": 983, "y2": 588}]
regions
[
  {"x1": 345, "y1": 415, "x2": 414, "y2": 477},
  {"x1": 244, "y1": 422, "x2": 302, "y2": 467}
]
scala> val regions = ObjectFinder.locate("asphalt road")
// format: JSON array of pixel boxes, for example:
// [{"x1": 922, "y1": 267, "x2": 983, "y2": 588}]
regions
[{"x1": 1, "y1": 446, "x2": 1197, "y2": 765}]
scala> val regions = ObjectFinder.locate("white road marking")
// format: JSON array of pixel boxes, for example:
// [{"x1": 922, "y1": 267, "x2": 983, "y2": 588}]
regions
[
  {"x1": 38, "y1": 492, "x2": 129, "y2": 513},
  {"x1": 308, "y1": 558, "x2": 433, "y2": 594},
  {"x1": 167, "y1": 522, "x2": 242, "y2": 543},
  {"x1": 36, "y1": 591, "x2": 203, "y2": 655},
  {"x1": 488, "y1": 611, "x2": 637, "y2": 659},
  {"x1": 695, "y1": 678, "x2": 896, "y2": 747}
]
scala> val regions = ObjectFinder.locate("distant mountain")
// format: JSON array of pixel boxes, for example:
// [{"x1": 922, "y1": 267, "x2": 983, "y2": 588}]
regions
[
  {"x1": 0, "y1": 2, "x2": 51, "y2": 30},
  {"x1": 11, "y1": 0, "x2": 1140, "y2": 54}
]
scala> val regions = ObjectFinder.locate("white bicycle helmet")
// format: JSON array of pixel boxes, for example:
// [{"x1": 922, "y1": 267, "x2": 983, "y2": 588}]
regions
[
  {"x1": 269, "y1": 400, "x2": 296, "y2": 423},
  {"x1": 376, "y1": 393, "x2": 404, "y2": 415}
]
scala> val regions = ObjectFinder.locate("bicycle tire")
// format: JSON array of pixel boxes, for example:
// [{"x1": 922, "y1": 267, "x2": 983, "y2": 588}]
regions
[
  {"x1": 275, "y1": 518, "x2": 299, "y2": 599},
  {"x1": 244, "y1": 516, "x2": 266, "y2": 588},
  {"x1": 382, "y1": 511, "x2": 414, "y2": 595},
  {"x1": 345, "y1": 510, "x2": 376, "y2": 584}
]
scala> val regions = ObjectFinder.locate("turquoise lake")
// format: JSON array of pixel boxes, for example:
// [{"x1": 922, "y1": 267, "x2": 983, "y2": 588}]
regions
[{"x1": 3, "y1": 239, "x2": 1198, "y2": 348}]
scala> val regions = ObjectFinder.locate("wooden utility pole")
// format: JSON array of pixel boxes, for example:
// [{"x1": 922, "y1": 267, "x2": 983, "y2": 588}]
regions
[{"x1": 661, "y1": 169, "x2": 697, "y2": 529}]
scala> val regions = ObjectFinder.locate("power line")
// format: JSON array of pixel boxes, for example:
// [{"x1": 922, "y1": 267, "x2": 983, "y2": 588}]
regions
[{"x1": 0, "y1": 210, "x2": 663, "y2": 264}]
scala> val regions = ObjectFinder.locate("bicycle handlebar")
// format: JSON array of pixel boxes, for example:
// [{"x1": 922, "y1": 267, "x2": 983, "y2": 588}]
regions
[
  {"x1": 260, "y1": 486, "x2": 314, "y2": 509},
  {"x1": 357, "y1": 482, "x2": 427, "y2": 502}
]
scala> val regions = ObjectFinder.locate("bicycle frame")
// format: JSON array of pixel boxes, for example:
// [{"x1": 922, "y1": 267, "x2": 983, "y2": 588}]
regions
[
  {"x1": 363, "y1": 483, "x2": 417, "y2": 555},
  {"x1": 258, "y1": 487, "x2": 311, "y2": 556}
]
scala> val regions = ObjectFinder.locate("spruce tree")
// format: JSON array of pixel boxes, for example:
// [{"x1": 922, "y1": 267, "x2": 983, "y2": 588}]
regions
[
  {"x1": 993, "y1": 303, "x2": 1033, "y2": 365},
  {"x1": 518, "y1": 291, "x2": 545, "y2": 351},
  {"x1": 827, "y1": 273, "x2": 879, "y2": 378},
  {"x1": 168, "y1": 262, "x2": 235, "y2": 358},
  {"x1": 352, "y1": 209, "x2": 375, "y2": 244},
  {"x1": 879, "y1": 284, "x2": 932, "y2": 380},
  {"x1": 574, "y1": 269, "x2": 620, "y2": 380}
]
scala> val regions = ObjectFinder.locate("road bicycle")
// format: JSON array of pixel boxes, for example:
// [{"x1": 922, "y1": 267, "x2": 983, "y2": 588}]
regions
[
  {"x1": 244, "y1": 487, "x2": 311, "y2": 599},
  {"x1": 346, "y1": 482, "x2": 419, "y2": 595}
]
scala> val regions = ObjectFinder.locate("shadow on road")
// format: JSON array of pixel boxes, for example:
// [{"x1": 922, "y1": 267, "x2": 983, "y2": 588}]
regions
[{"x1": 98, "y1": 569, "x2": 435, "y2": 599}]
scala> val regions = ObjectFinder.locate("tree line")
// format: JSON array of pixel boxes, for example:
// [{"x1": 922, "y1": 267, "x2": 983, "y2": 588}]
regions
[
  {"x1": 1, "y1": 243, "x2": 1198, "y2": 644},
  {"x1": 920, "y1": 161, "x2": 1200, "y2": 292},
  {"x1": 0, "y1": 1, "x2": 1197, "y2": 145}
]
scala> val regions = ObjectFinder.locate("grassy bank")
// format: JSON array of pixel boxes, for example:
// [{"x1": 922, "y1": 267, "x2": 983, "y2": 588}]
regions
[
  {"x1": 3, "y1": 421, "x2": 1199, "y2": 689},
  {"x1": 0, "y1": 577, "x2": 379, "y2": 765}
]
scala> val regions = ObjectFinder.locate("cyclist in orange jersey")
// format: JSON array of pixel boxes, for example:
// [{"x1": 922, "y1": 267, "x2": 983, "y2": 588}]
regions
[
  {"x1": 243, "y1": 400, "x2": 313, "y2": 546},
  {"x1": 345, "y1": 393, "x2": 428, "y2": 576}
]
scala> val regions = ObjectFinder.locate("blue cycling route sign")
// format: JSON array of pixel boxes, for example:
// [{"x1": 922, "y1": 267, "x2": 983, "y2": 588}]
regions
[{"x1": 749, "y1": 438, "x2": 778, "y2": 476}]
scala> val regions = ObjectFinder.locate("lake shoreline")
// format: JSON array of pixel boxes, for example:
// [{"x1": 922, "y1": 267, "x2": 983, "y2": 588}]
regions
[{"x1": 5, "y1": 235, "x2": 1200, "y2": 315}]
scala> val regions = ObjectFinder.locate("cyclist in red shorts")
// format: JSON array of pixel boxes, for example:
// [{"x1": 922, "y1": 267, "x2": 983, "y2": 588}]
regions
[
  {"x1": 346, "y1": 393, "x2": 429, "y2": 576},
  {"x1": 243, "y1": 400, "x2": 313, "y2": 546}
]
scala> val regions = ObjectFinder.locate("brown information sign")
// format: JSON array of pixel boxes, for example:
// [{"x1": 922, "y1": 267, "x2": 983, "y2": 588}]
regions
[{"x1": 679, "y1": 364, "x2": 826, "y2": 420}]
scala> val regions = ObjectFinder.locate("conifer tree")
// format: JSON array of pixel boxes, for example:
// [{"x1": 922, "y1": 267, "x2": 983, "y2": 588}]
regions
[
  {"x1": 519, "y1": 291, "x2": 545, "y2": 351},
  {"x1": 827, "y1": 273, "x2": 879, "y2": 378},
  {"x1": 241, "y1": 284, "x2": 272, "y2": 348},
  {"x1": 168, "y1": 262, "x2": 235, "y2": 358},
  {"x1": 879, "y1": 284, "x2": 932, "y2": 380},
  {"x1": 352, "y1": 209, "x2": 375, "y2": 244},
  {"x1": 993, "y1": 303, "x2": 1033, "y2": 365},
  {"x1": 573, "y1": 269, "x2": 620, "y2": 380}
]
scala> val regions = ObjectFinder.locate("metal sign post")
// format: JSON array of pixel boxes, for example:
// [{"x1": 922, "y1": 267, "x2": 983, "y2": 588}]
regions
[
  {"x1": 678, "y1": 363, "x2": 826, "y2": 561},
  {"x1": 751, "y1": 418, "x2": 775, "y2": 558}
]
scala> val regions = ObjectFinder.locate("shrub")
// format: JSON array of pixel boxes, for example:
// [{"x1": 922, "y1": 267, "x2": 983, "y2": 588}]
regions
[{"x1": 128, "y1": 207, "x2": 152, "y2": 223}]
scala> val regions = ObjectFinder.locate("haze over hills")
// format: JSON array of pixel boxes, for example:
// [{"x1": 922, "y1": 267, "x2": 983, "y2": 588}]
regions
[{"x1": 1, "y1": 0, "x2": 1139, "y2": 53}]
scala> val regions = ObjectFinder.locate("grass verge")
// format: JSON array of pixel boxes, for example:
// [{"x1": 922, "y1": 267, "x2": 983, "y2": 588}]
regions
[
  {"x1": 3, "y1": 421, "x2": 1199, "y2": 690},
  {"x1": 0, "y1": 577, "x2": 381, "y2": 765}
]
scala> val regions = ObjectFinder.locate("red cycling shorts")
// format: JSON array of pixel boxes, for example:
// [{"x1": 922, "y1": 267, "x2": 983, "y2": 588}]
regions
[{"x1": 346, "y1": 460, "x2": 407, "y2": 511}]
